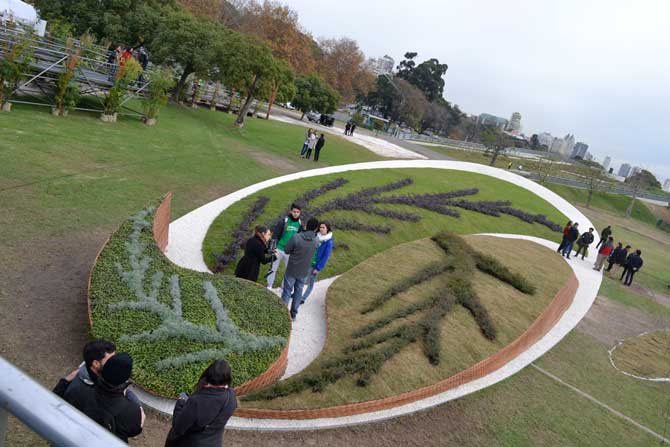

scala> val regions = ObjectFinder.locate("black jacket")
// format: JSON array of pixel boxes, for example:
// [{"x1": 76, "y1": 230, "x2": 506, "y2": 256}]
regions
[
  {"x1": 578, "y1": 232, "x2": 594, "y2": 246},
  {"x1": 618, "y1": 248, "x2": 629, "y2": 265},
  {"x1": 79, "y1": 380, "x2": 143, "y2": 442},
  {"x1": 601, "y1": 227, "x2": 612, "y2": 239},
  {"x1": 609, "y1": 247, "x2": 624, "y2": 264},
  {"x1": 315, "y1": 136, "x2": 325, "y2": 150},
  {"x1": 234, "y1": 235, "x2": 272, "y2": 282},
  {"x1": 567, "y1": 226, "x2": 580, "y2": 242},
  {"x1": 626, "y1": 253, "x2": 644, "y2": 270},
  {"x1": 165, "y1": 387, "x2": 237, "y2": 447}
]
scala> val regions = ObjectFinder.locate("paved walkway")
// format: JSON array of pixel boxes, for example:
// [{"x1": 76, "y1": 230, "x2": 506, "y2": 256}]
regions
[{"x1": 154, "y1": 160, "x2": 602, "y2": 430}]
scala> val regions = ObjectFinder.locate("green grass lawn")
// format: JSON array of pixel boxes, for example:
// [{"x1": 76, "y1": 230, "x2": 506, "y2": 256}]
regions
[
  {"x1": 203, "y1": 168, "x2": 568, "y2": 282},
  {"x1": 243, "y1": 235, "x2": 572, "y2": 409},
  {"x1": 611, "y1": 330, "x2": 670, "y2": 379},
  {"x1": 0, "y1": 102, "x2": 382, "y2": 247}
]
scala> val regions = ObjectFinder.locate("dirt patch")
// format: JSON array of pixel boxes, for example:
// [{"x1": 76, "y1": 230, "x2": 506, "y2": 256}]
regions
[
  {"x1": 629, "y1": 284, "x2": 670, "y2": 308},
  {"x1": 250, "y1": 151, "x2": 299, "y2": 173},
  {"x1": 576, "y1": 295, "x2": 670, "y2": 346}
]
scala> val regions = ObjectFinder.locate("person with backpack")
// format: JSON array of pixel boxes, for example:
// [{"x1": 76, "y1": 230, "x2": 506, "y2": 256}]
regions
[
  {"x1": 593, "y1": 236, "x2": 614, "y2": 271},
  {"x1": 621, "y1": 249, "x2": 644, "y2": 286},
  {"x1": 165, "y1": 360, "x2": 237, "y2": 447},
  {"x1": 561, "y1": 222, "x2": 579, "y2": 259},
  {"x1": 281, "y1": 217, "x2": 320, "y2": 321},
  {"x1": 266, "y1": 204, "x2": 303, "y2": 289},
  {"x1": 81, "y1": 353, "x2": 145, "y2": 442},
  {"x1": 574, "y1": 227, "x2": 595, "y2": 260},
  {"x1": 301, "y1": 221, "x2": 333, "y2": 304},
  {"x1": 595, "y1": 225, "x2": 612, "y2": 248},
  {"x1": 556, "y1": 220, "x2": 572, "y2": 253}
]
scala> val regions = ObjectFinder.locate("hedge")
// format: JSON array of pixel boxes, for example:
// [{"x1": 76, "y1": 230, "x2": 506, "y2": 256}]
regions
[{"x1": 89, "y1": 202, "x2": 291, "y2": 397}]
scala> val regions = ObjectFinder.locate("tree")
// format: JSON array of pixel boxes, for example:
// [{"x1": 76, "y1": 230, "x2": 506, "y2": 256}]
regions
[
  {"x1": 0, "y1": 28, "x2": 34, "y2": 111},
  {"x1": 142, "y1": 67, "x2": 176, "y2": 124},
  {"x1": 580, "y1": 166, "x2": 609, "y2": 209},
  {"x1": 351, "y1": 68, "x2": 376, "y2": 103},
  {"x1": 291, "y1": 74, "x2": 340, "y2": 120},
  {"x1": 481, "y1": 127, "x2": 506, "y2": 166},
  {"x1": 395, "y1": 78, "x2": 428, "y2": 131},
  {"x1": 366, "y1": 74, "x2": 401, "y2": 120},
  {"x1": 396, "y1": 52, "x2": 448, "y2": 102},
  {"x1": 625, "y1": 169, "x2": 661, "y2": 190},
  {"x1": 317, "y1": 37, "x2": 365, "y2": 102},
  {"x1": 530, "y1": 134, "x2": 540, "y2": 150},
  {"x1": 150, "y1": 11, "x2": 227, "y2": 101},
  {"x1": 255, "y1": 58, "x2": 296, "y2": 119}
]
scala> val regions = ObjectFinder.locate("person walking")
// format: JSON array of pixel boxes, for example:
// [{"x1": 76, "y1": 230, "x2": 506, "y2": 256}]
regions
[
  {"x1": 561, "y1": 222, "x2": 579, "y2": 259},
  {"x1": 593, "y1": 237, "x2": 614, "y2": 271},
  {"x1": 80, "y1": 353, "x2": 145, "y2": 442},
  {"x1": 301, "y1": 221, "x2": 333, "y2": 304},
  {"x1": 621, "y1": 250, "x2": 643, "y2": 286},
  {"x1": 281, "y1": 218, "x2": 320, "y2": 321},
  {"x1": 557, "y1": 220, "x2": 572, "y2": 253},
  {"x1": 345, "y1": 122, "x2": 351, "y2": 135},
  {"x1": 234, "y1": 226, "x2": 276, "y2": 283},
  {"x1": 596, "y1": 225, "x2": 612, "y2": 248},
  {"x1": 305, "y1": 131, "x2": 318, "y2": 159},
  {"x1": 574, "y1": 227, "x2": 595, "y2": 260},
  {"x1": 267, "y1": 204, "x2": 303, "y2": 289},
  {"x1": 350, "y1": 123, "x2": 357, "y2": 136},
  {"x1": 313, "y1": 134, "x2": 325, "y2": 162},
  {"x1": 165, "y1": 360, "x2": 237, "y2": 447},
  {"x1": 300, "y1": 129, "x2": 313, "y2": 157}
]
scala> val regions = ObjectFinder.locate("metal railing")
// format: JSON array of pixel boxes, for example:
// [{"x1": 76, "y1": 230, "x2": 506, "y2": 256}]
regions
[{"x1": 0, "y1": 356, "x2": 126, "y2": 447}]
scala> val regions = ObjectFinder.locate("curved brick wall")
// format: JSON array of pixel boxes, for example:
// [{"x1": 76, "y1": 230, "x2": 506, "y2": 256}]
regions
[
  {"x1": 86, "y1": 193, "x2": 289, "y2": 397},
  {"x1": 235, "y1": 274, "x2": 579, "y2": 419}
]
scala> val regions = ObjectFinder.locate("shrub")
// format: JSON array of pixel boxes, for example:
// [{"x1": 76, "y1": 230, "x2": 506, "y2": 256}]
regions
[
  {"x1": 90, "y1": 200, "x2": 290, "y2": 397},
  {"x1": 143, "y1": 68, "x2": 176, "y2": 120},
  {"x1": 0, "y1": 30, "x2": 33, "y2": 108}
]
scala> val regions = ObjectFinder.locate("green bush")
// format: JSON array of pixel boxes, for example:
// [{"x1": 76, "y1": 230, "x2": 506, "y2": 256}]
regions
[{"x1": 89, "y1": 200, "x2": 290, "y2": 397}]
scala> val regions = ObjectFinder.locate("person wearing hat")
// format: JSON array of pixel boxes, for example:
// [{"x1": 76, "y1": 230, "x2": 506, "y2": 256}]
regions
[{"x1": 81, "y1": 352, "x2": 145, "y2": 442}]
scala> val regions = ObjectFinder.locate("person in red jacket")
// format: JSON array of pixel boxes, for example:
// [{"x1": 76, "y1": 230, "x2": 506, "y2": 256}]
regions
[
  {"x1": 556, "y1": 220, "x2": 572, "y2": 253},
  {"x1": 593, "y1": 236, "x2": 614, "y2": 271}
]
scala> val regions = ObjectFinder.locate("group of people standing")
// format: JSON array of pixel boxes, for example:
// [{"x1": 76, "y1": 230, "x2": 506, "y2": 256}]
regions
[
  {"x1": 299, "y1": 128, "x2": 326, "y2": 161},
  {"x1": 557, "y1": 222, "x2": 644, "y2": 286},
  {"x1": 344, "y1": 121, "x2": 357, "y2": 136},
  {"x1": 235, "y1": 203, "x2": 333, "y2": 321},
  {"x1": 106, "y1": 44, "x2": 149, "y2": 81},
  {"x1": 54, "y1": 340, "x2": 236, "y2": 446}
]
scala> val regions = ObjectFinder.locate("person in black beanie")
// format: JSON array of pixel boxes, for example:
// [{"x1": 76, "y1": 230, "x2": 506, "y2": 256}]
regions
[{"x1": 81, "y1": 352, "x2": 145, "y2": 442}]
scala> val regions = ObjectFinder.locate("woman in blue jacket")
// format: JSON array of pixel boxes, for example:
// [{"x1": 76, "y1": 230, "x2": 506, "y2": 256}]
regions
[{"x1": 301, "y1": 221, "x2": 333, "y2": 304}]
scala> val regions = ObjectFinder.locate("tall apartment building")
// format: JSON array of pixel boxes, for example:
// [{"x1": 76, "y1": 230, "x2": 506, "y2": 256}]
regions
[
  {"x1": 571, "y1": 142, "x2": 589, "y2": 159},
  {"x1": 538, "y1": 132, "x2": 554, "y2": 147},
  {"x1": 507, "y1": 112, "x2": 522, "y2": 135},
  {"x1": 664, "y1": 179, "x2": 670, "y2": 192},
  {"x1": 563, "y1": 134, "x2": 576, "y2": 155},
  {"x1": 602, "y1": 156, "x2": 611, "y2": 172},
  {"x1": 618, "y1": 163, "x2": 632, "y2": 178},
  {"x1": 478, "y1": 113, "x2": 509, "y2": 129},
  {"x1": 365, "y1": 55, "x2": 395, "y2": 76}
]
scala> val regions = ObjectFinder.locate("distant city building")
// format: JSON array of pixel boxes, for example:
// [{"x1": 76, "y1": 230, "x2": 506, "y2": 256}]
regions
[
  {"x1": 549, "y1": 137, "x2": 565, "y2": 154},
  {"x1": 602, "y1": 156, "x2": 612, "y2": 172},
  {"x1": 664, "y1": 179, "x2": 670, "y2": 192},
  {"x1": 538, "y1": 132, "x2": 554, "y2": 147},
  {"x1": 571, "y1": 142, "x2": 589, "y2": 159},
  {"x1": 478, "y1": 113, "x2": 508, "y2": 129},
  {"x1": 618, "y1": 163, "x2": 632, "y2": 178},
  {"x1": 506, "y1": 112, "x2": 522, "y2": 135},
  {"x1": 631, "y1": 166, "x2": 642, "y2": 176},
  {"x1": 563, "y1": 134, "x2": 576, "y2": 155},
  {"x1": 365, "y1": 55, "x2": 395, "y2": 76}
]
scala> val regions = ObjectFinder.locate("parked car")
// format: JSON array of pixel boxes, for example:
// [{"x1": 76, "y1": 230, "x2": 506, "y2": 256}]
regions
[
  {"x1": 306, "y1": 111, "x2": 321, "y2": 122},
  {"x1": 319, "y1": 114, "x2": 335, "y2": 127}
]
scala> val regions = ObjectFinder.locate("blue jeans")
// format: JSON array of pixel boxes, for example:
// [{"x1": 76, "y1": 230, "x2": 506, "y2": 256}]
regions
[
  {"x1": 301, "y1": 272, "x2": 318, "y2": 303},
  {"x1": 300, "y1": 143, "x2": 309, "y2": 156},
  {"x1": 281, "y1": 274, "x2": 306, "y2": 319},
  {"x1": 561, "y1": 242, "x2": 574, "y2": 257}
]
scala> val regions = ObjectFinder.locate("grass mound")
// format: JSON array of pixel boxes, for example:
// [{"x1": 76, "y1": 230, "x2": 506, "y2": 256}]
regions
[
  {"x1": 611, "y1": 331, "x2": 670, "y2": 379},
  {"x1": 89, "y1": 201, "x2": 291, "y2": 397},
  {"x1": 242, "y1": 234, "x2": 572, "y2": 409},
  {"x1": 203, "y1": 168, "x2": 568, "y2": 283}
]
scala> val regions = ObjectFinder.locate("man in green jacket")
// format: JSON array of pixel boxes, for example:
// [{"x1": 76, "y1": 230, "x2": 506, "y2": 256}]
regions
[{"x1": 266, "y1": 203, "x2": 303, "y2": 289}]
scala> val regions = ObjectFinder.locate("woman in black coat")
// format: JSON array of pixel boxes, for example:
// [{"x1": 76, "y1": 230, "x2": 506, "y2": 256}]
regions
[
  {"x1": 165, "y1": 360, "x2": 237, "y2": 447},
  {"x1": 234, "y1": 225, "x2": 275, "y2": 282}
]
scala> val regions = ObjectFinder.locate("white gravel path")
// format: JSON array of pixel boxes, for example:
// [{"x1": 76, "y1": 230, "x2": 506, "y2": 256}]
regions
[
  {"x1": 144, "y1": 160, "x2": 602, "y2": 430},
  {"x1": 269, "y1": 114, "x2": 427, "y2": 160}
]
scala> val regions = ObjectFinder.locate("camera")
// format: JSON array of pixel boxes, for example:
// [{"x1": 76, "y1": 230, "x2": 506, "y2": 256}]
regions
[{"x1": 264, "y1": 239, "x2": 278, "y2": 278}]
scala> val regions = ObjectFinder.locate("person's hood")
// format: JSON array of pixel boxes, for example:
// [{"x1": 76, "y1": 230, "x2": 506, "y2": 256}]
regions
[
  {"x1": 300, "y1": 231, "x2": 316, "y2": 241},
  {"x1": 317, "y1": 232, "x2": 333, "y2": 243},
  {"x1": 78, "y1": 362, "x2": 96, "y2": 386}
]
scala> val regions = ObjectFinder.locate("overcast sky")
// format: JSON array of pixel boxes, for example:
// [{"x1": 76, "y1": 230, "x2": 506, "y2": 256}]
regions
[{"x1": 285, "y1": 0, "x2": 670, "y2": 182}]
